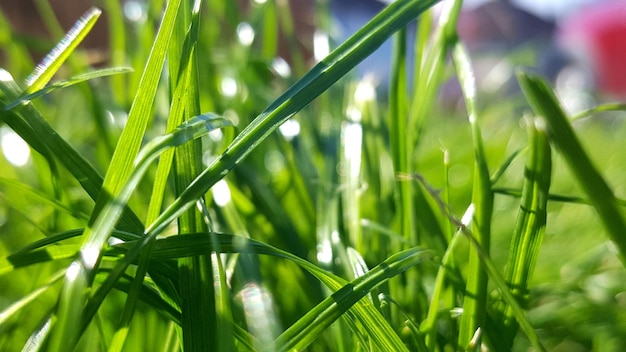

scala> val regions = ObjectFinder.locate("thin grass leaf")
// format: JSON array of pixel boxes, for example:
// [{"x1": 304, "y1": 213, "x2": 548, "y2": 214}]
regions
[
  {"x1": 268, "y1": 247, "x2": 433, "y2": 351},
  {"x1": 0, "y1": 178, "x2": 89, "y2": 221},
  {"x1": 25, "y1": 8, "x2": 101, "y2": 93},
  {"x1": 571, "y1": 102, "x2": 626, "y2": 121},
  {"x1": 451, "y1": 39, "x2": 493, "y2": 349},
  {"x1": 92, "y1": 0, "x2": 182, "y2": 226},
  {"x1": 4, "y1": 67, "x2": 132, "y2": 112},
  {"x1": 517, "y1": 71, "x2": 626, "y2": 266}
]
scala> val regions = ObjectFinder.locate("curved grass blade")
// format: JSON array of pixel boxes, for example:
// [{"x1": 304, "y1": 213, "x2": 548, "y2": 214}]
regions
[
  {"x1": 571, "y1": 102, "x2": 626, "y2": 121},
  {"x1": 46, "y1": 114, "x2": 231, "y2": 352},
  {"x1": 517, "y1": 71, "x2": 626, "y2": 266},
  {"x1": 451, "y1": 40, "x2": 493, "y2": 349},
  {"x1": 25, "y1": 8, "x2": 101, "y2": 93},
  {"x1": 4, "y1": 67, "x2": 132, "y2": 112}
]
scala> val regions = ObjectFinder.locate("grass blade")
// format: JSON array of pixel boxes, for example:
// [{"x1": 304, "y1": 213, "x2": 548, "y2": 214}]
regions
[
  {"x1": 517, "y1": 71, "x2": 626, "y2": 266},
  {"x1": 451, "y1": 39, "x2": 493, "y2": 349},
  {"x1": 499, "y1": 117, "x2": 551, "y2": 348}
]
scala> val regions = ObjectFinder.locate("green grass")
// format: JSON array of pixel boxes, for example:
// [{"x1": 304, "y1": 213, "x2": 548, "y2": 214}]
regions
[{"x1": 1, "y1": 0, "x2": 626, "y2": 350}]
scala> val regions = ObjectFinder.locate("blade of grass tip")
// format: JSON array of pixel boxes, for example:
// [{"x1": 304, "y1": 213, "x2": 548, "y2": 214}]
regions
[
  {"x1": 499, "y1": 115, "x2": 551, "y2": 349},
  {"x1": 47, "y1": 114, "x2": 230, "y2": 351},
  {"x1": 147, "y1": 0, "x2": 442, "y2": 243},
  {"x1": 517, "y1": 71, "x2": 626, "y2": 266},
  {"x1": 25, "y1": 7, "x2": 101, "y2": 94},
  {"x1": 451, "y1": 41, "x2": 494, "y2": 348}
]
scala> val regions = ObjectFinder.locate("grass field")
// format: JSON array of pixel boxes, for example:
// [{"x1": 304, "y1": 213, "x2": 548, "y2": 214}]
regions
[{"x1": 1, "y1": 0, "x2": 626, "y2": 351}]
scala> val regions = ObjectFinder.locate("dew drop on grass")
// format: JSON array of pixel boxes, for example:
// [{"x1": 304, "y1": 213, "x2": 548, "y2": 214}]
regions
[{"x1": 1, "y1": 127, "x2": 30, "y2": 167}]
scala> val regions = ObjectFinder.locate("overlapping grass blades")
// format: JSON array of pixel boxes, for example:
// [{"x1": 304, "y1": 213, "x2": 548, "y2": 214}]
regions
[{"x1": 144, "y1": 0, "x2": 442, "y2": 237}]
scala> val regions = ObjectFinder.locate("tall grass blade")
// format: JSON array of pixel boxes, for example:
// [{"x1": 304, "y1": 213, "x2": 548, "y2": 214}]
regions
[
  {"x1": 451, "y1": 40, "x2": 493, "y2": 348},
  {"x1": 517, "y1": 71, "x2": 626, "y2": 266},
  {"x1": 499, "y1": 117, "x2": 552, "y2": 348},
  {"x1": 3, "y1": 67, "x2": 132, "y2": 112}
]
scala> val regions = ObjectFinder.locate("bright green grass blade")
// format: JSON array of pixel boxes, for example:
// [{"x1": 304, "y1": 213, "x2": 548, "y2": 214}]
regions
[
  {"x1": 517, "y1": 71, "x2": 626, "y2": 266},
  {"x1": 499, "y1": 116, "x2": 552, "y2": 349},
  {"x1": 147, "y1": 0, "x2": 442, "y2": 242},
  {"x1": 389, "y1": 27, "x2": 413, "y2": 245},
  {"x1": 24, "y1": 7, "x2": 101, "y2": 93},
  {"x1": 91, "y1": 0, "x2": 182, "y2": 227},
  {"x1": 103, "y1": 0, "x2": 128, "y2": 105},
  {"x1": 46, "y1": 114, "x2": 230, "y2": 351},
  {"x1": 4, "y1": 67, "x2": 132, "y2": 112},
  {"x1": 451, "y1": 40, "x2": 493, "y2": 349}
]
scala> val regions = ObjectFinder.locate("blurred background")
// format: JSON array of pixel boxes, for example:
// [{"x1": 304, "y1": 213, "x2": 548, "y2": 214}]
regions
[{"x1": 2, "y1": 0, "x2": 625, "y2": 110}]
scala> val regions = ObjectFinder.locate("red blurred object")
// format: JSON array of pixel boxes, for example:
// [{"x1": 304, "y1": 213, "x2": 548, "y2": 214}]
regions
[{"x1": 557, "y1": 0, "x2": 626, "y2": 97}]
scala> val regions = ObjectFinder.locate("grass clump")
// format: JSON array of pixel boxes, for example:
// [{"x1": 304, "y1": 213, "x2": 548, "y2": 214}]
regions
[{"x1": 1, "y1": 0, "x2": 626, "y2": 351}]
